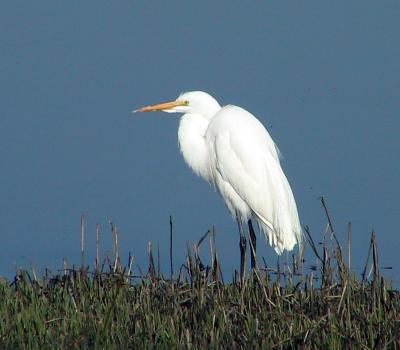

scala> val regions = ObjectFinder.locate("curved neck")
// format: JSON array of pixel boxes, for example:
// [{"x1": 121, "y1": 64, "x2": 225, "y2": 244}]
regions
[
  {"x1": 178, "y1": 113, "x2": 211, "y2": 183},
  {"x1": 198, "y1": 100, "x2": 221, "y2": 120}
]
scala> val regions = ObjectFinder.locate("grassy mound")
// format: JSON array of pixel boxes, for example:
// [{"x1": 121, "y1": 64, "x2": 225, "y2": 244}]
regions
[{"x1": 1, "y1": 227, "x2": 399, "y2": 349}]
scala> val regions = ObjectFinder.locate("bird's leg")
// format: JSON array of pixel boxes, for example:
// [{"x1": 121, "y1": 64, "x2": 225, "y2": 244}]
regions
[
  {"x1": 236, "y1": 214, "x2": 246, "y2": 284},
  {"x1": 248, "y1": 219, "x2": 257, "y2": 270}
]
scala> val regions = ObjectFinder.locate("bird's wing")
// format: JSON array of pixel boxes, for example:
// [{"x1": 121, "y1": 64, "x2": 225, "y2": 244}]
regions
[{"x1": 206, "y1": 106, "x2": 301, "y2": 252}]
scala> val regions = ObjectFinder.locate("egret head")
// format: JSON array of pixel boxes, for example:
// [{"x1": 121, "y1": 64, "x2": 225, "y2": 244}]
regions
[{"x1": 136, "y1": 91, "x2": 221, "y2": 119}]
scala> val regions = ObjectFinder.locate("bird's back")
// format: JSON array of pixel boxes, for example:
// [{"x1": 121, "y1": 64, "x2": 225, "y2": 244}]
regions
[{"x1": 205, "y1": 105, "x2": 302, "y2": 253}]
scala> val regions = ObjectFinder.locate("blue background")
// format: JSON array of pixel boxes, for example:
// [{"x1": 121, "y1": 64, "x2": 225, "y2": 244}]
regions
[{"x1": 1, "y1": 1, "x2": 399, "y2": 283}]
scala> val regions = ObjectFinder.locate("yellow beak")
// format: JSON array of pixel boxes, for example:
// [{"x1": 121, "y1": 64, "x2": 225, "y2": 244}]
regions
[{"x1": 135, "y1": 100, "x2": 187, "y2": 113}]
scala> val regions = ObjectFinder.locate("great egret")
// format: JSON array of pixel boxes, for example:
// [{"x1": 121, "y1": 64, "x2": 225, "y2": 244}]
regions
[{"x1": 136, "y1": 91, "x2": 302, "y2": 261}]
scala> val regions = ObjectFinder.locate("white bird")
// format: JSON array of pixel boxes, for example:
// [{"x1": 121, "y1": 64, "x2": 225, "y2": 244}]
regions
[{"x1": 136, "y1": 91, "x2": 302, "y2": 255}]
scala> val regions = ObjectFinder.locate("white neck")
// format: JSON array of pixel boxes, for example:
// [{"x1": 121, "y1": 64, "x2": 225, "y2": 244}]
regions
[{"x1": 178, "y1": 113, "x2": 212, "y2": 183}]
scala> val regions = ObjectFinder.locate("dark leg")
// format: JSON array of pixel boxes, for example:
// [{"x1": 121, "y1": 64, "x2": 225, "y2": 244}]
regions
[
  {"x1": 236, "y1": 215, "x2": 246, "y2": 284},
  {"x1": 248, "y1": 219, "x2": 257, "y2": 269}
]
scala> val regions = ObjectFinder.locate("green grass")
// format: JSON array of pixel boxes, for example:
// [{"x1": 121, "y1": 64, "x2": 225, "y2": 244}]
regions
[{"x1": 1, "y1": 212, "x2": 399, "y2": 349}]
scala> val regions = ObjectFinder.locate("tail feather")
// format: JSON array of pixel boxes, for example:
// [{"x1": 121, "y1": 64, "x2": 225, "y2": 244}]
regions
[{"x1": 252, "y1": 209, "x2": 301, "y2": 255}]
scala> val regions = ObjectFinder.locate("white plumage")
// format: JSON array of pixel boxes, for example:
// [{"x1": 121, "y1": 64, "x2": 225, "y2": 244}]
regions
[{"x1": 137, "y1": 91, "x2": 302, "y2": 254}]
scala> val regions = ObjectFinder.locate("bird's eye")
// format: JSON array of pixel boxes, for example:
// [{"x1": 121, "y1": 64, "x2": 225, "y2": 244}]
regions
[{"x1": 183, "y1": 100, "x2": 189, "y2": 106}]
